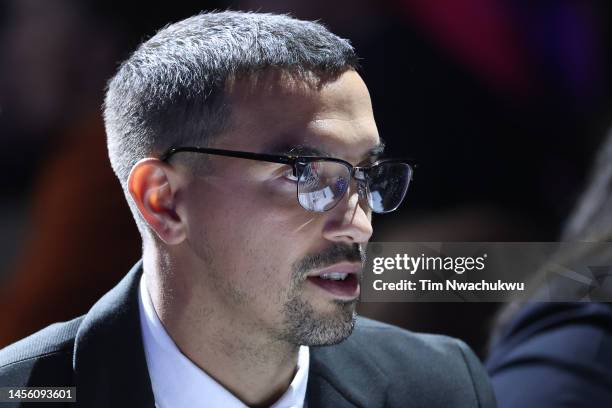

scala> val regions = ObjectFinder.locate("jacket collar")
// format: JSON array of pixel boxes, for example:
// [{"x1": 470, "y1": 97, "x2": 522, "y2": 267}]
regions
[
  {"x1": 71, "y1": 260, "x2": 388, "y2": 408},
  {"x1": 73, "y1": 260, "x2": 154, "y2": 408}
]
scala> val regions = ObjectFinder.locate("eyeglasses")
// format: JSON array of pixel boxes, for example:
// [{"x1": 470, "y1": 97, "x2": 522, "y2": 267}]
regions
[{"x1": 160, "y1": 147, "x2": 414, "y2": 214}]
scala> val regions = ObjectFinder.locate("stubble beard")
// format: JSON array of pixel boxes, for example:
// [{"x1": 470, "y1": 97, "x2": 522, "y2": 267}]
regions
[
  {"x1": 275, "y1": 243, "x2": 365, "y2": 346},
  {"x1": 278, "y1": 289, "x2": 358, "y2": 346}
]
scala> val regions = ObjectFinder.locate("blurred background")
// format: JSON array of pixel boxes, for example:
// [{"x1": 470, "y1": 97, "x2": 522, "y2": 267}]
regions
[{"x1": 1, "y1": 0, "x2": 612, "y2": 357}]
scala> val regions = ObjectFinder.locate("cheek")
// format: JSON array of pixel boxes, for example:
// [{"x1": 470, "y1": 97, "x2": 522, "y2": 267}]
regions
[
  {"x1": 262, "y1": 179, "x2": 299, "y2": 209},
  {"x1": 217, "y1": 211, "x2": 314, "y2": 297},
  {"x1": 183, "y1": 177, "x2": 323, "y2": 278}
]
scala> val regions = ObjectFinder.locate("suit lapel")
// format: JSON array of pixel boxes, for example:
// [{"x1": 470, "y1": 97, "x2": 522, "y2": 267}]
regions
[
  {"x1": 73, "y1": 260, "x2": 154, "y2": 408},
  {"x1": 307, "y1": 340, "x2": 389, "y2": 408}
]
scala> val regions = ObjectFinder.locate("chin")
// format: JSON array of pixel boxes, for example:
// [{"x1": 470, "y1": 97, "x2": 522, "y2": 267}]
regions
[{"x1": 280, "y1": 296, "x2": 357, "y2": 346}]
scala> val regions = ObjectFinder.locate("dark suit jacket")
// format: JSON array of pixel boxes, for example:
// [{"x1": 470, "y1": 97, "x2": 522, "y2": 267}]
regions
[
  {"x1": 0, "y1": 261, "x2": 496, "y2": 407},
  {"x1": 486, "y1": 302, "x2": 612, "y2": 407}
]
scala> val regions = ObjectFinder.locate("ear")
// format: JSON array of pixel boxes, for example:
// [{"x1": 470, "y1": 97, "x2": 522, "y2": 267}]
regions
[{"x1": 128, "y1": 158, "x2": 186, "y2": 245}]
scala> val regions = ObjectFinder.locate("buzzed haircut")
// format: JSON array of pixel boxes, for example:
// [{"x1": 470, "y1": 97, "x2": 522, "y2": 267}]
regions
[{"x1": 103, "y1": 11, "x2": 358, "y2": 235}]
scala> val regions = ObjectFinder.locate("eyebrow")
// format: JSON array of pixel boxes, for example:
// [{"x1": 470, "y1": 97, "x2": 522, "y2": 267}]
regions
[{"x1": 268, "y1": 138, "x2": 386, "y2": 161}]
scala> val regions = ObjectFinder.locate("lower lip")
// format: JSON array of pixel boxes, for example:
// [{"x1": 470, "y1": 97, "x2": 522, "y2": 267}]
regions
[{"x1": 307, "y1": 274, "x2": 360, "y2": 298}]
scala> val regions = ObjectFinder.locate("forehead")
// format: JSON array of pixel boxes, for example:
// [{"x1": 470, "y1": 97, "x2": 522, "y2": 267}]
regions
[{"x1": 219, "y1": 69, "x2": 380, "y2": 162}]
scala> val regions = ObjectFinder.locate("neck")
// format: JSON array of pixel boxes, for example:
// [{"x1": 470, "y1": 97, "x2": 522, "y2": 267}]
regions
[{"x1": 143, "y1": 254, "x2": 301, "y2": 407}]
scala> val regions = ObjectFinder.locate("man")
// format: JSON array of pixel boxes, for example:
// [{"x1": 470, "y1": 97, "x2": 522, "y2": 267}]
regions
[{"x1": 0, "y1": 11, "x2": 496, "y2": 407}]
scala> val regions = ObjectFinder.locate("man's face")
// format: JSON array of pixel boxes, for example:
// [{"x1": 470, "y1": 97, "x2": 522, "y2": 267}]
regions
[{"x1": 176, "y1": 69, "x2": 379, "y2": 346}]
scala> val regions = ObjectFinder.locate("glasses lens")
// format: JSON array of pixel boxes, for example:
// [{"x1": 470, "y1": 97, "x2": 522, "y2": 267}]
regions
[
  {"x1": 367, "y1": 162, "x2": 412, "y2": 213},
  {"x1": 297, "y1": 160, "x2": 350, "y2": 212}
]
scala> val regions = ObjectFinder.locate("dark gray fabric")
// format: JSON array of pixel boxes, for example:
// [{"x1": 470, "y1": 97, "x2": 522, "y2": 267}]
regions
[
  {"x1": 0, "y1": 261, "x2": 496, "y2": 407},
  {"x1": 486, "y1": 302, "x2": 612, "y2": 407}
]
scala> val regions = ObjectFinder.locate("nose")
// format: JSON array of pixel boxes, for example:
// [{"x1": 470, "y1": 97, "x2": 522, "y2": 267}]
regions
[{"x1": 322, "y1": 186, "x2": 373, "y2": 244}]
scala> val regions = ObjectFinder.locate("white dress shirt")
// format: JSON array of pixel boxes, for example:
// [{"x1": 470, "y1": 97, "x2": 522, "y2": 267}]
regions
[{"x1": 138, "y1": 273, "x2": 310, "y2": 408}]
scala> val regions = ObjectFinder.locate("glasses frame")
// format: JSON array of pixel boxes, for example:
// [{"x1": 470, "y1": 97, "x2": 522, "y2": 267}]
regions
[{"x1": 160, "y1": 146, "x2": 414, "y2": 213}]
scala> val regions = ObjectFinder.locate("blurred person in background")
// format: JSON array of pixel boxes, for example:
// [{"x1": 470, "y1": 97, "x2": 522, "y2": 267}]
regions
[{"x1": 486, "y1": 130, "x2": 612, "y2": 406}]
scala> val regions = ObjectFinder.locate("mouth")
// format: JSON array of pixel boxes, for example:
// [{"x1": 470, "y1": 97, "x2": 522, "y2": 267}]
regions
[{"x1": 306, "y1": 262, "x2": 361, "y2": 299}]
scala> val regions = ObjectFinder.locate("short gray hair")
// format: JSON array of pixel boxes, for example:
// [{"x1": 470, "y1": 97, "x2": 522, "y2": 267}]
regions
[{"x1": 103, "y1": 11, "x2": 358, "y2": 236}]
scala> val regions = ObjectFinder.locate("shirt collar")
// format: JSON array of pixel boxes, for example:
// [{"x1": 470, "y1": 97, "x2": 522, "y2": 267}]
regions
[{"x1": 138, "y1": 272, "x2": 310, "y2": 408}]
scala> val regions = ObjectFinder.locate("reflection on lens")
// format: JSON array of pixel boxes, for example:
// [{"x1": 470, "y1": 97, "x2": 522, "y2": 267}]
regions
[
  {"x1": 367, "y1": 162, "x2": 412, "y2": 213},
  {"x1": 298, "y1": 161, "x2": 350, "y2": 211}
]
